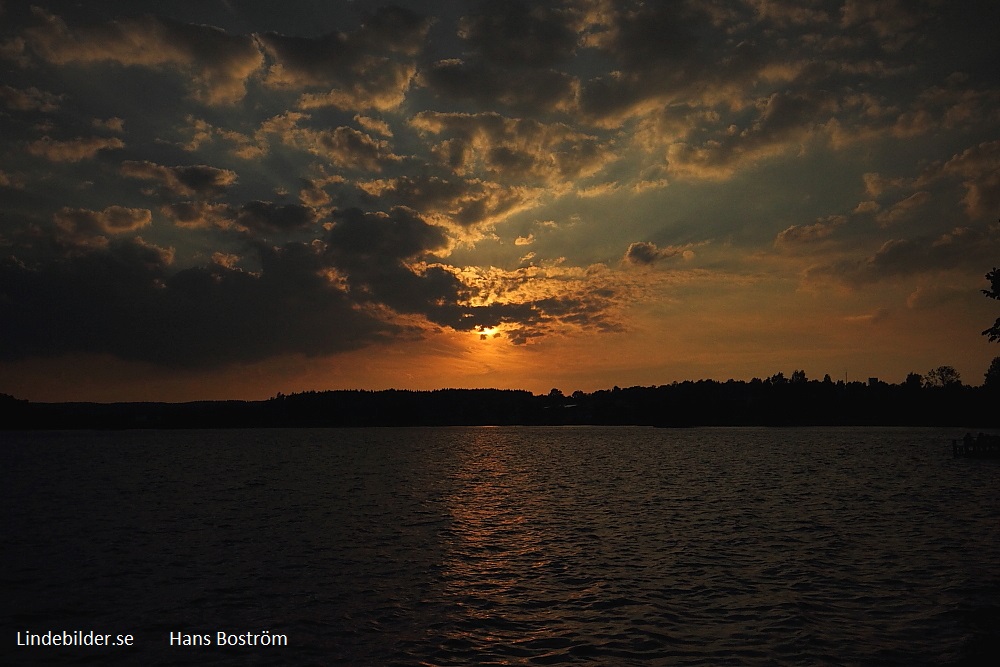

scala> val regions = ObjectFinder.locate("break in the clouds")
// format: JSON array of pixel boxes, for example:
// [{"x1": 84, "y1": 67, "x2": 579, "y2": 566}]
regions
[{"x1": 1, "y1": 0, "x2": 999, "y2": 396}]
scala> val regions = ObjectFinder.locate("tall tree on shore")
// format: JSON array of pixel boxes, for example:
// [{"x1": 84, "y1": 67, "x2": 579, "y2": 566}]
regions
[
  {"x1": 983, "y1": 266, "x2": 1000, "y2": 342},
  {"x1": 985, "y1": 357, "x2": 1000, "y2": 390}
]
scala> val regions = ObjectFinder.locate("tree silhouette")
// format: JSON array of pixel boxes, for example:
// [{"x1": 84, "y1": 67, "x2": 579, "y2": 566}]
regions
[
  {"x1": 985, "y1": 357, "x2": 1000, "y2": 390},
  {"x1": 983, "y1": 266, "x2": 1000, "y2": 342},
  {"x1": 924, "y1": 365, "x2": 961, "y2": 388}
]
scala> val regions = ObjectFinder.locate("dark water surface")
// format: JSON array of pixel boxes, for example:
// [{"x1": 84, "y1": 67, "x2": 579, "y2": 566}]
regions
[{"x1": 3, "y1": 426, "x2": 999, "y2": 665}]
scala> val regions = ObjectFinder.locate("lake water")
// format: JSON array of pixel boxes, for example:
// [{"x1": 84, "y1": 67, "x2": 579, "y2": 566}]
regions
[{"x1": 3, "y1": 426, "x2": 999, "y2": 665}]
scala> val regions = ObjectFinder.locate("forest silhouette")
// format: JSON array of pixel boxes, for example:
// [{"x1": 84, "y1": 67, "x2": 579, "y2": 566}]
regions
[
  {"x1": 4, "y1": 267, "x2": 999, "y2": 431},
  {"x1": 3, "y1": 364, "x2": 998, "y2": 429}
]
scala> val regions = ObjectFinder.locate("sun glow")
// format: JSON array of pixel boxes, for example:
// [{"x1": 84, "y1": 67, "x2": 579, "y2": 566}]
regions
[{"x1": 476, "y1": 326, "x2": 498, "y2": 340}]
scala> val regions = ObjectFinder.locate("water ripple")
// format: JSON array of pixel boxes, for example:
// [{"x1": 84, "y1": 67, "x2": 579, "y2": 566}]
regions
[{"x1": 3, "y1": 426, "x2": 999, "y2": 665}]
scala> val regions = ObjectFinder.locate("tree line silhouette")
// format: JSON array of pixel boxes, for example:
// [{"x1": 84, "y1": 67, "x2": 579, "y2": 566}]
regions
[
  {"x1": 3, "y1": 266, "x2": 999, "y2": 430},
  {"x1": 3, "y1": 362, "x2": 998, "y2": 429}
]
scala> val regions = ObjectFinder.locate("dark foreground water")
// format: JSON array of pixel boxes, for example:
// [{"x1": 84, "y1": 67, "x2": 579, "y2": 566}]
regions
[{"x1": 2, "y1": 426, "x2": 999, "y2": 665}]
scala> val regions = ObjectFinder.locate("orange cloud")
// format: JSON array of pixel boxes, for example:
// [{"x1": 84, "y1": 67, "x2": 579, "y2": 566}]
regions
[
  {"x1": 26, "y1": 136, "x2": 124, "y2": 162},
  {"x1": 775, "y1": 216, "x2": 847, "y2": 247},
  {"x1": 410, "y1": 111, "x2": 614, "y2": 188},
  {"x1": 356, "y1": 174, "x2": 541, "y2": 233},
  {"x1": 161, "y1": 201, "x2": 235, "y2": 230},
  {"x1": 53, "y1": 205, "x2": 151, "y2": 243},
  {"x1": 0, "y1": 84, "x2": 62, "y2": 111}
]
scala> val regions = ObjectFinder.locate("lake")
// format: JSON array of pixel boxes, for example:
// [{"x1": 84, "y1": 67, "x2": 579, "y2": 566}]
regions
[{"x1": 2, "y1": 426, "x2": 998, "y2": 665}]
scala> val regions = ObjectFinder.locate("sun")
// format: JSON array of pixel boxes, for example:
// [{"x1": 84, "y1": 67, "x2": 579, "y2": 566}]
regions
[{"x1": 476, "y1": 326, "x2": 499, "y2": 340}]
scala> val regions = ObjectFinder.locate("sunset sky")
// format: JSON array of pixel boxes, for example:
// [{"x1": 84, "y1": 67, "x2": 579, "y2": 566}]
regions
[{"x1": 2, "y1": 0, "x2": 999, "y2": 402}]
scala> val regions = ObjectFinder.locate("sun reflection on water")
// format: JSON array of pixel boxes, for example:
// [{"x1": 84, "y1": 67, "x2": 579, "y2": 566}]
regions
[{"x1": 432, "y1": 429, "x2": 579, "y2": 654}]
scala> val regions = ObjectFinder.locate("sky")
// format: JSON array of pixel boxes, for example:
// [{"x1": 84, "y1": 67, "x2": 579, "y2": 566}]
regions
[{"x1": 1, "y1": 0, "x2": 999, "y2": 402}]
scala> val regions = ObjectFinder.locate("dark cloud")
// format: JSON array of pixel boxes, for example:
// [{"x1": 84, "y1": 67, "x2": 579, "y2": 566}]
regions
[
  {"x1": 573, "y1": 0, "x2": 943, "y2": 140},
  {"x1": 874, "y1": 191, "x2": 930, "y2": 227},
  {"x1": 258, "y1": 5, "x2": 431, "y2": 79},
  {"x1": 418, "y1": 2, "x2": 580, "y2": 113},
  {"x1": 409, "y1": 111, "x2": 612, "y2": 186},
  {"x1": 1, "y1": 0, "x2": 996, "y2": 378},
  {"x1": 121, "y1": 161, "x2": 238, "y2": 198},
  {"x1": 323, "y1": 207, "x2": 561, "y2": 336},
  {"x1": 389, "y1": 268, "x2": 624, "y2": 343},
  {"x1": 917, "y1": 140, "x2": 1000, "y2": 220},
  {"x1": 20, "y1": 8, "x2": 263, "y2": 104},
  {"x1": 323, "y1": 207, "x2": 467, "y2": 321},
  {"x1": 328, "y1": 206, "x2": 448, "y2": 262},
  {"x1": 0, "y1": 169, "x2": 26, "y2": 189},
  {"x1": 600, "y1": 2, "x2": 705, "y2": 73},
  {"x1": 92, "y1": 117, "x2": 125, "y2": 133},
  {"x1": 420, "y1": 60, "x2": 577, "y2": 114},
  {"x1": 810, "y1": 225, "x2": 1000, "y2": 287},
  {"x1": 160, "y1": 200, "x2": 319, "y2": 235},
  {"x1": 624, "y1": 241, "x2": 692, "y2": 265},
  {"x1": 457, "y1": 2, "x2": 579, "y2": 68},
  {"x1": 258, "y1": 7, "x2": 433, "y2": 111},
  {"x1": 748, "y1": 0, "x2": 830, "y2": 27},
  {"x1": 245, "y1": 113, "x2": 402, "y2": 171},
  {"x1": 358, "y1": 174, "x2": 473, "y2": 212},
  {"x1": 0, "y1": 84, "x2": 62, "y2": 112},
  {"x1": 319, "y1": 206, "x2": 621, "y2": 338},
  {"x1": 455, "y1": 276, "x2": 626, "y2": 344},
  {"x1": 839, "y1": 0, "x2": 928, "y2": 51},
  {"x1": 357, "y1": 174, "x2": 532, "y2": 228},
  {"x1": 575, "y1": 2, "x2": 758, "y2": 124},
  {"x1": 160, "y1": 201, "x2": 234, "y2": 230},
  {"x1": 755, "y1": 90, "x2": 835, "y2": 136},
  {"x1": 0, "y1": 237, "x2": 393, "y2": 366},
  {"x1": 359, "y1": 6, "x2": 435, "y2": 55},
  {"x1": 0, "y1": 188, "x2": 629, "y2": 364},
  {"x1": 667, "y1": 90, "x2": 836, "y2": 179},
  {"x1": 775, "y1": 216, "x2": 846, "y2": 246},
  {"x1": 309, "y1": 126, "x2": 400, "y2": 171},
  {"x1": 237, "y1": 201, "x2": 318, "y2": 233}
]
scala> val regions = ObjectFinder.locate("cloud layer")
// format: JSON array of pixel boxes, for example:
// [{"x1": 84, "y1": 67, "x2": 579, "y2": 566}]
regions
[{"x1": 1, "y1": 0, "x2": 998, "y2": 391}]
